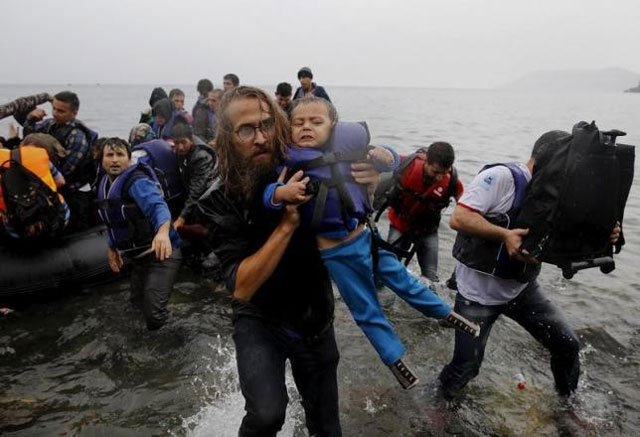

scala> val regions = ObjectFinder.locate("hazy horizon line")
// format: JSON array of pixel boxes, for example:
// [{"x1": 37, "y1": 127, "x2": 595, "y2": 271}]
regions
[{"x1": 0, "y1": 82, "x2": 496, "y2": 91}]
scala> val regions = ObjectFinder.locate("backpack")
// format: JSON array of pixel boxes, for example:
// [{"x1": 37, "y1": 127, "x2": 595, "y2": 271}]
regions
[
  {"x1": 0, "y1": 150, "x2": 65, "y2": 238},
  {"x1": 517, "y1": 121, "x2": 635, "y2": 278}
]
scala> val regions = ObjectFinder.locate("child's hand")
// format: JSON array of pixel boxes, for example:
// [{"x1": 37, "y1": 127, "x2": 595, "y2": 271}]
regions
[
  {"x1": 368, "y1": 146, "x2": 394, "y2": 166},
  {"x1": 8, "y1": 123, "x2": 19, "y2": 139},
  {"x1": 275, "y1": 169, "x2": 311, "y2": 205}
]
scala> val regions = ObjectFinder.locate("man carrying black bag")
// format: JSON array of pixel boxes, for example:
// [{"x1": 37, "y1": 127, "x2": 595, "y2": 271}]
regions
[{"x1": 438, "y1": 128, "x2": 624, "y2": 400}]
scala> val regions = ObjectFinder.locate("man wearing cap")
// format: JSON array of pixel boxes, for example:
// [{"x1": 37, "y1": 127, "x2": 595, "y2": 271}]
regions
[{"x1": 293, "y1": 67, "x2": 331, "y2": 102}]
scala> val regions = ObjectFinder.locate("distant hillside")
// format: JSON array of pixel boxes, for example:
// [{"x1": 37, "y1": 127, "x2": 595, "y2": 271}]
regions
[
  {"x1": 500, "y1": 68, "x2": 640, "y2": 93},
  {"x1": 625, "y1": 82, "x2": 640, "y2": 93}
]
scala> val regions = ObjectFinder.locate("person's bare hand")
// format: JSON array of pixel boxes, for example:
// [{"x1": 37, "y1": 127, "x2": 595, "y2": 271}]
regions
[
  {"x1": 107, "y1": 247, "x2": 124, "y2": 273},
  {"x1": 152, "y1": 232, "x2": 172, "y2": 261},
  {"x1": 27, "y1": 108, "x2": 46, "y2": 122},
  {"x1": 8, "y1": 123, "x2": 19, "y2": 139},
  {"x1": 275, "y1": 169, "x2": 310, "y2": 205},
  {"x1": 609, "y1": 222, "x2": 621, "y2": 244},
  {"x1": 173, "y1": 216, "x2": 185, "y2": 230},
  {"x1": 368, "y1": 146, "x2": 394, "y2": 166},
  {"x1": 24, "y1": 221, "x2": 44, "y2": 237},
  {"x1": 280, "y1": 203, "x2": 301, "y2": 233},
  {"x1": 503, "y1": 228, "x2": 539, "y2": 264},
  {"x1": 351, "y1": 161, "x2": 381, "y2": 198}
]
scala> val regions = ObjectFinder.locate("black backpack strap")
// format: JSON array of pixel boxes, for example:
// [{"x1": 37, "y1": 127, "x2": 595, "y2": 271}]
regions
[
  {"x1": 367, "y1": 217, "x2": 417, "y2": 267},
  {"x1": 293, "y1": 148, "x2": 370, "y2": 230},
  {"x1": 367, "y1": 218, "x2": 417, "y2": 279},
  {"x1": 311, "y1": 182, "x2": 328, "y2": 229},
  {"x1": 447, "y1": 166, "x2": 458, "y2": 199},
  {"x1": 289, "y1": 149, "x2": 369, "y2": 174},
  {"x1": 10, "y1": 148, "x2": 21, "y2": 166},
  {"x1": 373, "y1": 153, "x2": 420, "y2": 224}
]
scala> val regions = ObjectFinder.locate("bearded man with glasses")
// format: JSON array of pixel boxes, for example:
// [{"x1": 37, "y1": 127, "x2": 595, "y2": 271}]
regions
[{"x1": 197, "y1": 87, "x2": 379, "y2": 437}]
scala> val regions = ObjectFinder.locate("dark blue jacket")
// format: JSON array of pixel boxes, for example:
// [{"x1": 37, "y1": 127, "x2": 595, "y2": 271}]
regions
[{"x1": 293, "y1": 84, "x2": 331, "y2": 102}]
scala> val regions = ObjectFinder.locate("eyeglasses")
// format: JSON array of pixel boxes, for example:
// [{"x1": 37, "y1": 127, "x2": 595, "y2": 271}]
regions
[{"x1": 234, "y1": 118, "x2": 276, "y2": 143}]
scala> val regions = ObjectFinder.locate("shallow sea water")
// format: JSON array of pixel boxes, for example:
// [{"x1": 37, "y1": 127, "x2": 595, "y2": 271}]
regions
[{"x1": 1, "y1": 84, "x2": 639, "y2": 436}]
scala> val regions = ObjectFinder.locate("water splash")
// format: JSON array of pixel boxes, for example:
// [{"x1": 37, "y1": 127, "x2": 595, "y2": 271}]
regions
[{"x1": 180, "y1": 336, "x2": 306, "y2": 437}]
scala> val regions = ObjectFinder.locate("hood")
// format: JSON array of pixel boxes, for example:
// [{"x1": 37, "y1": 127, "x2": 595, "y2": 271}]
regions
[{"x1": 149, "y1": 87, "x2": 168, "y2": 107}]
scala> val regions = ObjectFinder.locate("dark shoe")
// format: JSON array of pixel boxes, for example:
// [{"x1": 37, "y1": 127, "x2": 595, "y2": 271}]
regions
[
  {"x1": 443, "y1": 312, "x2": 480, "y2": 338},
  {"x1": 389, "y1": 358, "x2": 420, "y2": 390},
  {"x1": 445, "y1": 274, "x2": 457, "y2": 291}
]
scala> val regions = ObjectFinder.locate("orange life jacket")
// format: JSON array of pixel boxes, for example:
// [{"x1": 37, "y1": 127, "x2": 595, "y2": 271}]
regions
[{"x1": 0, "y1": 146, "x2": 63, "y2": 213}]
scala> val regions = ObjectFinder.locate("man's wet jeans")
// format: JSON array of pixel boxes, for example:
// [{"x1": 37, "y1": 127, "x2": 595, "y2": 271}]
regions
[
  {"x1": 388, "y1": 225, "x2": 440, "y2": 282},
  {"x1": 233, "y1": 316, "x2": 341, "y2": 437},
  {"x1": 439, "y1": 280, "x2": 580, "y2": 398},
  {"x1": 129, "y1": 248, "x2": 182, "y2": 330}
]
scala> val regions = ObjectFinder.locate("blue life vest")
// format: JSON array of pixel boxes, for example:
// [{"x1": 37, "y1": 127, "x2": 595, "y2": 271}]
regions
[
  {"x1": 132, "y1": 139, "x2": 185, "y2": 208},
  {"x1": 96, "y1": 163, "x2": 160, "y2": 253},
  {"x1": 452, "y1": 163, "x2": 541, "y2": 282},
  {"x1": 285, "y1": 122, "x2": 371, "y2": 235}
]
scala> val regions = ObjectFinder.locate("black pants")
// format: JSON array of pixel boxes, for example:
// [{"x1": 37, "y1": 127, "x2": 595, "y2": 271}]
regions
[
  {"x1": 439, "y1": 280, "x2": 580, "y2": 398},
  {"x1": 233, "y1": 316, "x2": 341, "y2": 437},
  {"x1": 129, "y1": 248, "x2": 182, "y2": 330}
]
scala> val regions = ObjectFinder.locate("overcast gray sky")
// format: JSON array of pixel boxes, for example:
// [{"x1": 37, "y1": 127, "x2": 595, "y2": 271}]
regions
[{"x1": 1, "y1": 0, "x2": 638, "y2": 88}]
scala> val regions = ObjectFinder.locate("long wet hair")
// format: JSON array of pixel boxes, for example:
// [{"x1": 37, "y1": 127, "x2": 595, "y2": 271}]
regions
[{"x1": 214, "y1": 86, "x2": 290, "y2": 200}]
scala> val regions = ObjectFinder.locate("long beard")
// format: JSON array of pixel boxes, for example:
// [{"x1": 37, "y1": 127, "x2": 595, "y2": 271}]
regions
[{"x1": 236, "y1": 153, "x2": 276, "y2": 203}]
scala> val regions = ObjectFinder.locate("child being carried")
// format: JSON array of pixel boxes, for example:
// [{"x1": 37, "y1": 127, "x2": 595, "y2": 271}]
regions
[{"x1": 262, "y1": 96, "x2": 479, "y2": 390}]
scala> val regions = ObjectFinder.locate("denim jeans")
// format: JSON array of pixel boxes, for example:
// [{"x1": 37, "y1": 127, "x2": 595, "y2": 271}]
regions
[
  {"x1": 233, "y1": 316, "x2": 341, "y2": 437},
  {"x1": 388, "y1": 225, "x2": 440, "y2": 282},
  {"x1": 439, "y1": 280, "x2": 580, "y2": 398}
]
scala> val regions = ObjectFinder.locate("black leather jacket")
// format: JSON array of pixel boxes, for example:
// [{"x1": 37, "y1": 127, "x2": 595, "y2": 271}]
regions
[
  {"x1": 196, "y1": 179, "x2": 335, "y2": 337},
  {"x1": 178, "y1": 140, "x2": 216, "y2": 220}
]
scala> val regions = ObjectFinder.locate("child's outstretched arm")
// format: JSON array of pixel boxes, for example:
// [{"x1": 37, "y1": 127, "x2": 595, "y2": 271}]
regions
[{"x1": 368, "y1": 146, "x2": 400, "y2": 172}]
